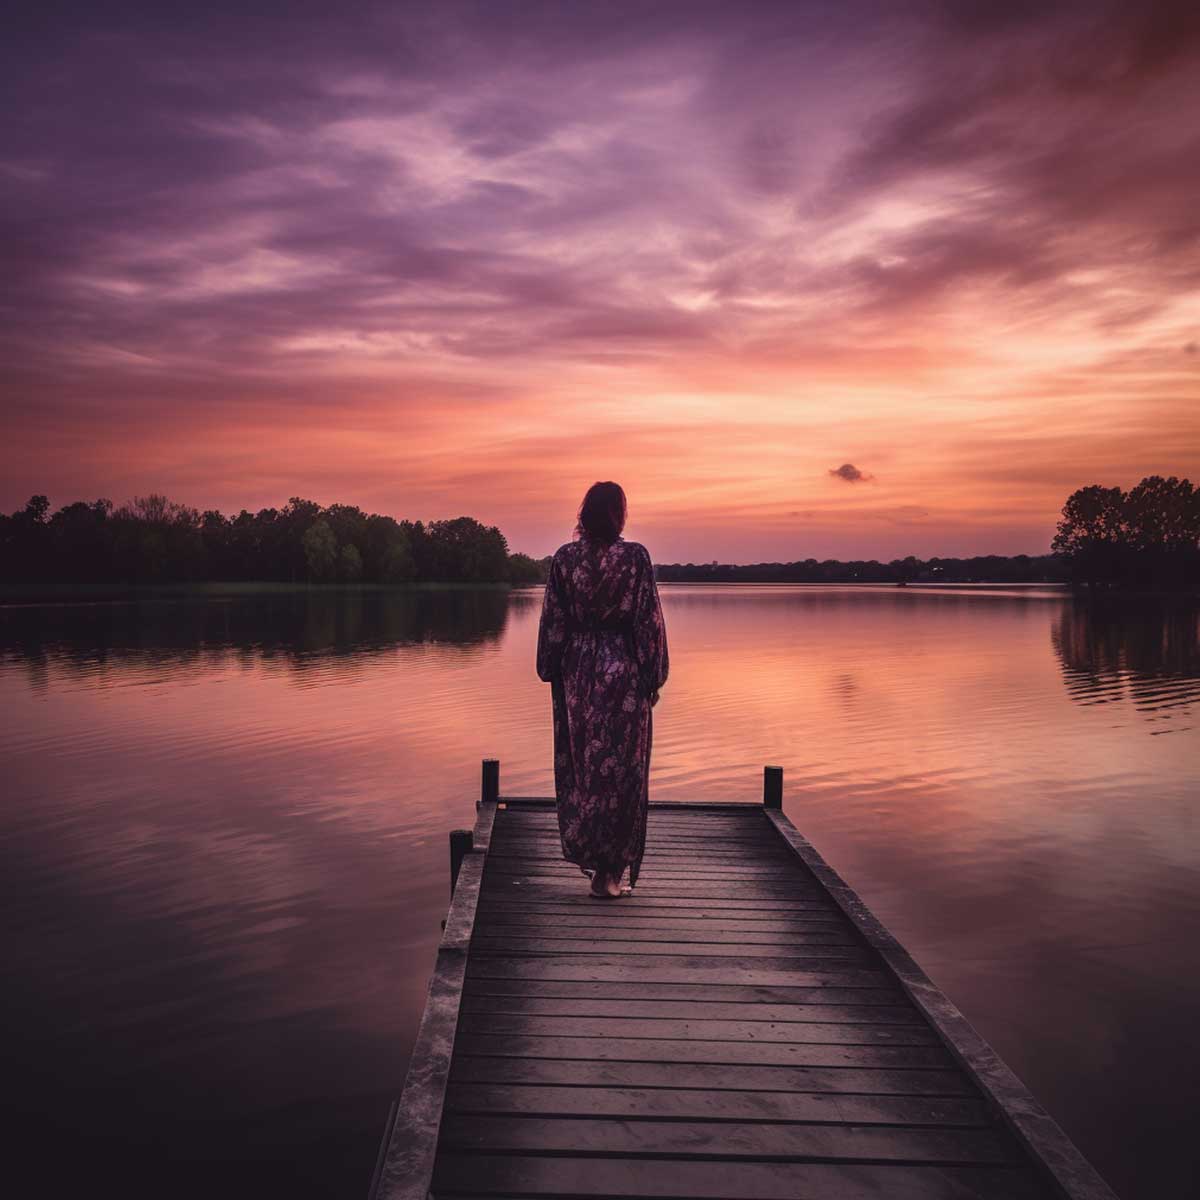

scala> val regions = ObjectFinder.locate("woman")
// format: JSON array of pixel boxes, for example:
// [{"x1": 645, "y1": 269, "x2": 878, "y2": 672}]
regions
[{"x1": 536, "y1": 481, "x2": 669, "y2": 898}]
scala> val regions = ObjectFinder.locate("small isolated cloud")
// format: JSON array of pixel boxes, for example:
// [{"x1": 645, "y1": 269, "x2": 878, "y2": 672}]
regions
[{"x1": 829, "y1": 462, "x2": 873, "y2": 483}]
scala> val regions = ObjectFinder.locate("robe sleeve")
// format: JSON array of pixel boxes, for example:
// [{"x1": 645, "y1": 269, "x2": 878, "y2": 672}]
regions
[
  {"x1": 633, "y1": 545, "x2": 669, "y2": 695},
  {"x1": 536, "y1": 551, "x2": 568, "y2": 682}
]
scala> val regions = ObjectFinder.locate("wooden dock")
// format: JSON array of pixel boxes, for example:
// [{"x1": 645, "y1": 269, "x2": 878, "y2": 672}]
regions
[{"x1": 371, "y1": 762, "x2": 1117, "y2": 1200}]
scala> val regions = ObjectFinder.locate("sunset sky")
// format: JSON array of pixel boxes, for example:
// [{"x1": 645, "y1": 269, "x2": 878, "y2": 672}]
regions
[{"x1": 3, "y1": 0, "x2": 1198, "y2": 562}]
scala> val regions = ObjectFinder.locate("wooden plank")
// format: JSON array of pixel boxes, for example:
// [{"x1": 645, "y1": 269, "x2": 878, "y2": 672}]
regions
[
  {"x1": 492, "y1": 837, "x2": 783, "y2": 849},
  {"x1": 496, "y1": 825, "x2": 775, "y2": 838},
  {"x1": 488, "y1": 845, "x2": 793, "y2": 860},
  {"x1": 470, "y1": 937, "x2": 869, "y2": 960},
  {"x1": 452, "y1": 1032, "x2": 953, "y2": 1068},
  {"x1": 491, "y1": 842, "x2": 791, "y2": 857},
  {"x1": 457, "y1": 1013, "x2": 941, "y2": 1046},
  {"x1": 431, "y1": 1154, "x2": 1047, "y2": 1199},
  {"x1": 481, "y1": 896, "x2": 839, "y2": 914},
  {"x1": 449, "y1": 1055, "x2": 979, "y2": 1096},
  {"x1": 459, "y1": 995, "x2": 924, "y2": 1023},
  {"x1": 475, "y1": 913, "x2": 849, "y2": 932},
  {"x1": 473, "y1": 925, "x2": 856, "y2": 946},
  {"x1": 488, "y1": 865, "x2": 806, "y2": 880},
  {"x1": 442, "y1": 1083, "x2": 991, "y2": 1127},
  {"x1": 487, "y1": 855, "x2": 801, "y2": 874},
  {"x1": 465, "y1": 957, "x2": 893, "y2": 987},
  {"x1": 485, "y1": 859, "x2": 801, "y2": 873},
  {"x1": 484, "y1": 877, "x2": 827, "y2": 898},
  {"x1": 493, "y1": 831, "x2": 785, "y2": 846},
  {"x1": 438, "y1": 1114, "x2": 1017, "y2": 1165},
  {"x1": 461, "y1": 979, "x2": 909, "y2": 1005}
]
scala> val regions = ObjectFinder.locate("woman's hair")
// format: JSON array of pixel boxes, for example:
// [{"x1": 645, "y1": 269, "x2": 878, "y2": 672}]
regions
[{"x1": 575, "y1": 481, "x2": 627, "y2": 544}]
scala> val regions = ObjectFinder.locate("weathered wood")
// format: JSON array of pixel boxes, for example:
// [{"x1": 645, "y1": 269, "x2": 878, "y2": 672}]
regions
[
  {"x1": 481, "y1": 896, "x2": 839, "y2": 914},
  {"x1": 488, "y1": 862, "x2": 803, "y2": 879},
  {"x1": 376, "y1": 780, "x2": 1113, "y2": 1200},
  {"x1": 458, "y1": 995, "x2": 924, "y2": 1022},
  {"x1": 475, "y1": 913, "x2": 849, "y2": 932},
  {"x1": 453, "y1": 1031, "x2": 953, "y2": 1068},
  {"x1": 442, "y1": 1083, "x2": 992, "y2": 1126},
  {"x1": 431, "y1": 1155, "x2": 1048, "y2": 1199},
  {"x1": 438, "y1": 1113, "x2": 1017, "y2": 1164},
  {"x1": 470, "y1": 937, "x2": 868, "y2": 959},
  {"x1": 472, "y1": 924, "x2": 855, "y2": 945},
  {"x1": 457, "y1": 1012, "x2": 941, "y2": 1045},
  {"x1": 449, "y1": 1055, "x2": 979, "y2": 1096},
  {"x1": 464, "y1": 956, "x2": 892, "y2": 986},
  {"x1": 483, "y1": 875, "x2": 827, "y2": 897},
  {"x1": 462, "y1": 979, "x2": 910, "y2": 1005}
]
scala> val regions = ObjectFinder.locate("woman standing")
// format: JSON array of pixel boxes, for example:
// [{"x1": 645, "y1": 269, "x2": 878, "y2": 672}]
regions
[{"x1": 536, "y1": 482, "x2": 669, "y2": 898}]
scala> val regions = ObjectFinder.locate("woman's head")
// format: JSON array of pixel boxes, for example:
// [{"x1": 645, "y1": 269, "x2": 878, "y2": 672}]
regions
[{"x1": 575, "y1": 481, "x2": 627, "y2": 544}]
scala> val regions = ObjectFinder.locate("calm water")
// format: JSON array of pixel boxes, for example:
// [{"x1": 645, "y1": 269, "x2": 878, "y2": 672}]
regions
[{"x1": 2, "y1": 585, "x2": 1198, "y2": 1198}]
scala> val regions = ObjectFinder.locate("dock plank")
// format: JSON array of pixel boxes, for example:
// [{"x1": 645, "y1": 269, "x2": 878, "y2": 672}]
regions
[
  {"x1": 458, "y1": 995, "x2": 924, "y2": 1022},
  {"x1": 442, "y1": 1083, "x2": 993, "y2": 1126},
  {"x1": 438, "y1": 1113, "x2": 1018, "y2": 1164},
  {"x1": 457, "y1": 1012, "x2": 941, "y2": 1045},
  {"x1": 431, "y1": 1154, "x2": 1048, "y2": 1199},
  {"x1": 448, "y1": 1055, "x2": 980, "y2": 1096}
]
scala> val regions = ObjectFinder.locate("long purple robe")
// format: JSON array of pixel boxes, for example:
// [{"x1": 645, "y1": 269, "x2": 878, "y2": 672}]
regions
[{"x1": 535, "y1": 535, "x2": 669, "y2": 888}]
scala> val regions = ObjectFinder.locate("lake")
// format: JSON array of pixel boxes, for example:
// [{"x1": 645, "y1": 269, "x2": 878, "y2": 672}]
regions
[{"x1": 2, "y1": 584, "x2": 1197, "y2": 1198}]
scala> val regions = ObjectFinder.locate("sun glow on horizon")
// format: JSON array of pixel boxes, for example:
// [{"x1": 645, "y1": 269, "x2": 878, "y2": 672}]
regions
[{"x1": 2, "y1": 3, "x2": 1198, "y2": 561}]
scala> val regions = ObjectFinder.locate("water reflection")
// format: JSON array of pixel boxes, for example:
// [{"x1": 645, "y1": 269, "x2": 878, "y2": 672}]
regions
[
  {"x1": 1053, "y1": 598, "x2": 1200, "y2": 723},
  {"x1": 0, "y1": 585, "x2": 1196, "y2": 1199},
  {"x1": 0, "y1": 587, "x2": 511, "y2": 688}
]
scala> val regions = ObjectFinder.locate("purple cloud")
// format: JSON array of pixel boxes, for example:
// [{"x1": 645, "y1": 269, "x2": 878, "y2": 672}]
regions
[{"x1": 829, "y1": 463, "x2": 873, "y2": 483}]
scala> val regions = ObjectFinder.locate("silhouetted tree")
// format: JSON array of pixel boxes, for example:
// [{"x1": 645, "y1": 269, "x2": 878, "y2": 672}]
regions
[{"x1": 1053, "y1": 477, "x2": 1198, "y2": 589}]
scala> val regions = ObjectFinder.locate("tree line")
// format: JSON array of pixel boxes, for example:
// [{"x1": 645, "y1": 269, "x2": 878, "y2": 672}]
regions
[
  {"x1": 0, "y1": 494, "x2": 546, "y2": 586},
  {"x1": 2, "y1": 475, "x2": 1194, "y2": 590}
]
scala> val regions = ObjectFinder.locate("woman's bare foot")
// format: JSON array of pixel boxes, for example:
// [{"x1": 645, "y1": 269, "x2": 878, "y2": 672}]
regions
[{"x1": 590, "y1": 870, "x2": 624, "y2": 898}]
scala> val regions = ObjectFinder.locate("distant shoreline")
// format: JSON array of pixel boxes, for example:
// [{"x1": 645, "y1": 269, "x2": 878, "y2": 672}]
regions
[{"x1": 7, "y1": 579, "x2": 1196, "y2": 606}]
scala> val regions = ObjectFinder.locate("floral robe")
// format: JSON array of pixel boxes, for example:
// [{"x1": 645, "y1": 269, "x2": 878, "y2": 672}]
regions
[{"x1": 536, "y1": 536, "x2": 669, "y2": 888}]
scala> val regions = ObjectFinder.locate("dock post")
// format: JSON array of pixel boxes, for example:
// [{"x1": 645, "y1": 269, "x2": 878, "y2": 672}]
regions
[
  {"x1": 449, "y1": 828, "x2": 473, "y2": 895},
  {"x1": 763, "y1": 765, "x2": 783, "y2": 809},
  {"x1": 481, "y1": 757, "x2": 500, "y2": 806}
]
